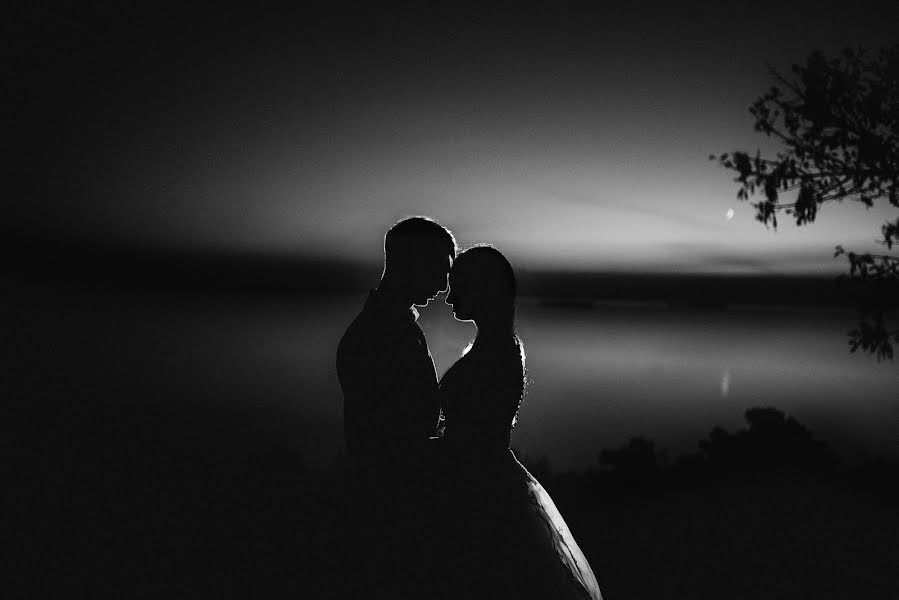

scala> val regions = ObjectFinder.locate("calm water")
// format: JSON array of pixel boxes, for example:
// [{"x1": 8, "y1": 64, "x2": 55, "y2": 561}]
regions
[{"x1": 4, "y1": 282, "x2": 896, "y2": 470}]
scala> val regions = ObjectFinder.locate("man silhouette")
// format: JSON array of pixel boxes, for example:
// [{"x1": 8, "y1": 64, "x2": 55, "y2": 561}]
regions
[
  {"x1": 336, "y1": 217, "x2": 456, "y2": 597},
  {"x1": 336, "y1": 216, "x2": 456, "y2": 484}
]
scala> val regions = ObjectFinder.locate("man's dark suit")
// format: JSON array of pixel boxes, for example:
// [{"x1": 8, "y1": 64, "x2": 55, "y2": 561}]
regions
[
  {"x1": 336, "y1": 289, "x2": 441, "y2": 477},
  {"x1": 336, "y1": 289, "x2": 444, "y2": 596}
]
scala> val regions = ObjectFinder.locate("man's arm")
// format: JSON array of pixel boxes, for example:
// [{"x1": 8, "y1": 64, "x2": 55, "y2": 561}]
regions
[{"x1": 381, "y1": 324, "x2": 441, "y2": 441}]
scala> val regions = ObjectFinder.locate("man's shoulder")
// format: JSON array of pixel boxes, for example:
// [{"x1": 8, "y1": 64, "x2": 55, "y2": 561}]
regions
[
  {"x1": 338, "y1": 306, "x2": 413, "y2": 359},
  {"x1": 340, "y1": 306, "x2": 390, "y2": 342}
]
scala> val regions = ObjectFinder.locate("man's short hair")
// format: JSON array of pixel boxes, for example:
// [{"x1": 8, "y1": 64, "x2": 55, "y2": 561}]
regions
[{"x1": 384, "y1": 216, "x2": 457, "y2": 268}]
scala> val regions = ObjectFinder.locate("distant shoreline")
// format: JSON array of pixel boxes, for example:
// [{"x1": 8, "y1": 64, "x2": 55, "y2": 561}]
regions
[{"x1": 5, "y1": 238, "x2": 887, "y2": 310}]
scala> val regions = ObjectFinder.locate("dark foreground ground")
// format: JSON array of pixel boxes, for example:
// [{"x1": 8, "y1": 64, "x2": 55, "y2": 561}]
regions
[
  {"x1": 5, "y1": 395, "x2": 897, "y2": 599},
  {"x1": 3, "y1": 277, "x2": 896, "y2": 598}
]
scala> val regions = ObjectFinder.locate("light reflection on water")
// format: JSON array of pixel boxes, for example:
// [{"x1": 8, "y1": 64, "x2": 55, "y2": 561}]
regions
[
  {"x1": 497, "y1": 300, "x2": 897, "y2": 469},
  {"x1": 6, "y1": 284, "x2": 897, "y2": 471},
  {"x1": 327, "y1": 293, "x2": 896, "y2": 469}
]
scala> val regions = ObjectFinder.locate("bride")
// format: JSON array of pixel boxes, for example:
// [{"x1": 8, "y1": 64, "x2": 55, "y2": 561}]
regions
[{"x1": 437, "y1": 245, "x2": 602, "y2": 600}]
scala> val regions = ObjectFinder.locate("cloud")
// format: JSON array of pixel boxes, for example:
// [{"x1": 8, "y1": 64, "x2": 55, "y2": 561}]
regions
[{"x1": 537, "y1": 183, "x2": 726, "y2": 234}]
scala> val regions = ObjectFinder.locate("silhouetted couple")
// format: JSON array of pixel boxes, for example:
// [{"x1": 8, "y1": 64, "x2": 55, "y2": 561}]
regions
[{"x1": 337, "y1": 217, "x2": 602, "y2": 599}]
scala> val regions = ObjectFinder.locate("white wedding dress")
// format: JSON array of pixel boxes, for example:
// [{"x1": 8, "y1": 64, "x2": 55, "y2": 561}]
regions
[{"x1": 438, "y1": 339, "x2": 603, "y2": 600}]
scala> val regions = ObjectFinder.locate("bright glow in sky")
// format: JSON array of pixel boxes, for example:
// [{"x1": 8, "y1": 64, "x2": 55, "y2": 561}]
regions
[
  {"x1": 173, "y1": 102, "x2": 892, "y2": 274},
  {"x1": 9, "y1": 3, "x2": 897, "y2": 275}
]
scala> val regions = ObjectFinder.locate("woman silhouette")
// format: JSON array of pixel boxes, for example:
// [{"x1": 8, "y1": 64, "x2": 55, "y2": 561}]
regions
[{"x1": 438, "y1": 245, "x2": 602, "y2": 599}]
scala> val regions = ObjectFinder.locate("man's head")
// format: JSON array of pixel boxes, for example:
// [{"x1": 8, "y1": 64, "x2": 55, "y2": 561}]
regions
[{"x1": 382, "y1": 216, "x2": 457, "y2": 306}]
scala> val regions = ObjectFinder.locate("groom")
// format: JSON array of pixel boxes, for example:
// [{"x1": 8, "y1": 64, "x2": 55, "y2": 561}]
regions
[{"x1": 336, "y1": 216, "x2": 456, "y2": 485}]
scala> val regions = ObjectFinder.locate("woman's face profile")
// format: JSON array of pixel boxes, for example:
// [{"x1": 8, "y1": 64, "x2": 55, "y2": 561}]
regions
[{"x1": 446, "y1": 269, "x2": 475, "y2": 322}]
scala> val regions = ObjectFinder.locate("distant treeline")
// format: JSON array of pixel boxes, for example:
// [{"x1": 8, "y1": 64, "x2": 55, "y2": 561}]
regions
[
  {"x1": 519, "y1": 406, "x2": 897, "y2": 503},
  {"x1": 7, "y1": 398, "x2": 897, "y2": 597},
  {"x1": 3, "y1": 235, "x2": 880, "y2": 307}
]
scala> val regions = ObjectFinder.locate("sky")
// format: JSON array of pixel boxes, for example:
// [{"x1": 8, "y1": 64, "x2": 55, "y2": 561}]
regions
[{"x1": 8, "y1": 2, "x2": 898, "y2": 275}]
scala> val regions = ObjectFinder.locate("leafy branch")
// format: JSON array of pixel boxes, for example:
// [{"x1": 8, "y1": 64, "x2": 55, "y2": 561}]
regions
[{"x1": 714, "y1": 45, "x2": 899, "y2": 360}]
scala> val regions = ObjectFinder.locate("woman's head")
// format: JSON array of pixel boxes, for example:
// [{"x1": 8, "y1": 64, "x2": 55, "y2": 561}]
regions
[{"x1": 446, "y1": 245, "x2": 517, "y2": 325}]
